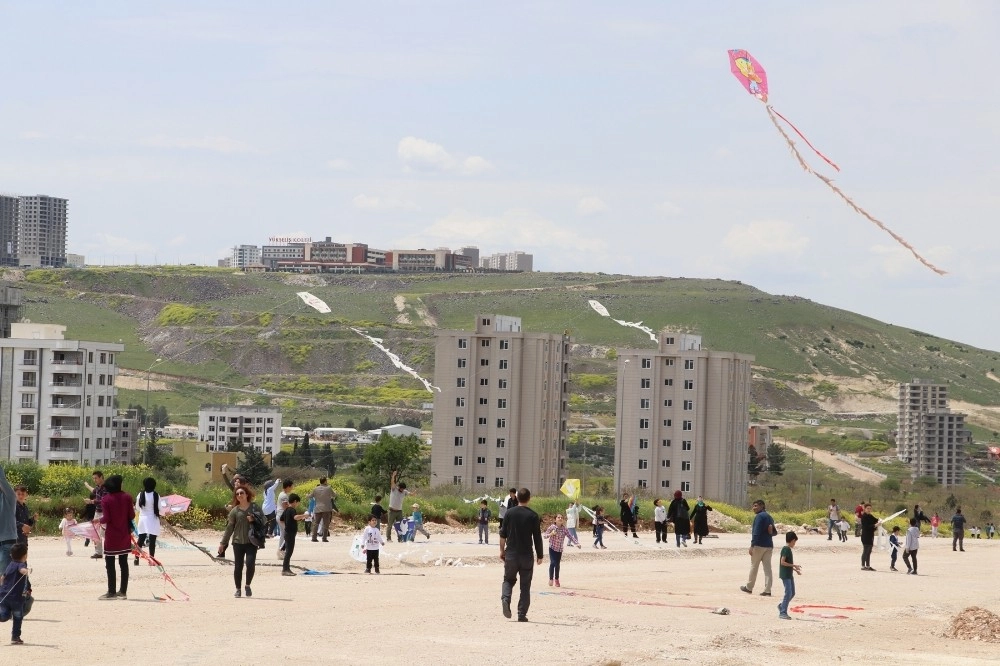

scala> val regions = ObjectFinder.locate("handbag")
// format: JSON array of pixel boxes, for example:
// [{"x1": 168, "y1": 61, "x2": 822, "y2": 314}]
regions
[{"x1": 248, "y1": 504, "x2": 267, "y2": 548}]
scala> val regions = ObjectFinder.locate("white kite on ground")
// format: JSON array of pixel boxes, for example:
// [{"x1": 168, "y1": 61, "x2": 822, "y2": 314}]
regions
[
  {"x1": 297, "y1": 291, "x2": 331, "y2": 313},
  {"x1": 588, "y1": 299, "x2": 657, "y2": 342},
  {"x1": 351, "y1": 327, "x2": 440, "y2": 393}
]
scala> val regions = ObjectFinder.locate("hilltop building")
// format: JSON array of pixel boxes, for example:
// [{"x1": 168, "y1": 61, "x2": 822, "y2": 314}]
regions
[
  {"x1": 198, "y1": 405, "x2": 281, "y2": 456},
  {"x1": 897, "y1": 379, "x2": 967, "y2": 486},
  {"x1": 231, "y1": 244, "x2": 261, "y2": 269},
  {"x1": 110, "y1": 409, "x2": 139, "y2": 464},
  {"x1": 0, "y1": 322, "x2": 123, "y2": 465},
  {"x1": 431, "y1": 315, "x2": 571, "y2": 494},
  {"x1": 0, "y1": 193, "x2": 69, "y2": 268},
  {"x1": 480, "y1": 250, "x2": 533, "y2": 272},
  {"x1": 615, "y1": 332, "x2": 754, "y2": 505}
]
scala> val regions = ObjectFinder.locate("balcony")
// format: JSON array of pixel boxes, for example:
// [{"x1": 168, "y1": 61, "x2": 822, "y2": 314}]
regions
[
  {"x1": 50, "y1": 358, "x2": 83, "y2": 366},
  {"x1": 48, "y1": 440, "x2": 80, "y2": 453},
  {"x1": 17, "y1": 423, "x2": 36, "y2": 432},
  {"x1": 49, "y1": 401, "x2": 82, "y2": 414},
  {"x1": 50, "y1": 428, "x2": 81, "y2": 438},
  {"x1": 49, "y1": 382, "x2": 83, "y2": 395}
]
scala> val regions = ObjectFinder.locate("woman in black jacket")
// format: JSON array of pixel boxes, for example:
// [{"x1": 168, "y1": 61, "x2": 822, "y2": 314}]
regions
[
  {"x1": 667, "y1": 491, "x2": 691, "y2": 547},
  {"x1": 689, "y1": 496, "x2": 713, "y2": 545}
]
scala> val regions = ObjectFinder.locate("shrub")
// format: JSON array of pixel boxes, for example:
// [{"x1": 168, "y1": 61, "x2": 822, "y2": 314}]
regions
[
  {"x1": 156, "y1": 303, "x2": 214, "y2": 326},
  {"x1": 0, "y1": 461, "x2": 44, "y2": 493}
]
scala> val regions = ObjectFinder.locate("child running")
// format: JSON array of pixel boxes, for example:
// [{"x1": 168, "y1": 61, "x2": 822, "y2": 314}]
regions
[
  {"x1": 0, "y1": 543, "x2": 31, "y2": 644},
  {"x1": 592, "y1": 506, "x2": 608, "y2": 549},
  {"x1": 361, "y1": 515, "x2": 385, "y2": 574},
  {"x1": 411, "y1": 503, "x2": 430, "y2": 540},
  {"x1": 59, "y1": 508, "x2": 77, "y2": 556},
  {"x1": 280, "y1": 494, "x2": 307, "y2": 576},
  {"x1": 777, "y1": 531, "x2": 801, "y2": 620},
  {"x1": 544, "y1": 514, "x2": 580, "y2": 587}
]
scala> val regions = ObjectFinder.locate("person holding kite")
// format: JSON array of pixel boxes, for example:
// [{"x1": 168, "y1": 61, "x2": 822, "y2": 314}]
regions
[
  {"x1": 619, "y1": 492, "x2": 639, "y2": 539},
  {"x1": 99, "y1": 474, "x2": 135, "y2": 600}
]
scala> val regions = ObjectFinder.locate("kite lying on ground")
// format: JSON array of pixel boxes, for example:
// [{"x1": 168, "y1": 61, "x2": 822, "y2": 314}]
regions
[{"x1": 727, "y1": 49, "x2": 946, "y2": 276}]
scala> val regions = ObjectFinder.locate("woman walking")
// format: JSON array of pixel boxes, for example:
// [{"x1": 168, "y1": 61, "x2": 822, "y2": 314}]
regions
[
  {"x1": 135, "y1": 477, "x2": 161, "y2": 565},
  {"x1": 667, "y1": 490, "x2": 691, "y2": 548},
  {"x1": 99, "y1": 474, "x2": 134, "y2": 600},
  {"x1": 689, "y1": 496, "x2": 713, "y2": 545},
  {"x1": 218, "y1": 487, "x2": 263, "y2": 598}
]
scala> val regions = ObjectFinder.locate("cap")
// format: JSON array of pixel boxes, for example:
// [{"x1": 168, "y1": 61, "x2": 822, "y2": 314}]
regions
[{"x1": 412, "y1": 503, "x2": 419, "y2": 508}]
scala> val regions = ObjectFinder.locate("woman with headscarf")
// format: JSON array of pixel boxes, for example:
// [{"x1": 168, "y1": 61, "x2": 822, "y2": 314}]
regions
[
  {"x1": 666, "y1": 490, "x2": 691, "y2": 548},
  {"x1": 689, "y1": 495, "x2": 714, "y2": 545},
  {"x1": 99, "y1": 474, "x2": 135, "y2": 600},
  {"x1": 218, "y1": 487, "x2": 263, "y2": 598},
  {"x1": 135, "y1": 477, "x2": 161, "y2": 565}
]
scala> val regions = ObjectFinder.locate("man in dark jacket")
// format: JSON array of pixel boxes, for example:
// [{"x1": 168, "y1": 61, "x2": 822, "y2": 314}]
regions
[{"x1": 499, "y1": 488, "x2": 543, "y2": 622}]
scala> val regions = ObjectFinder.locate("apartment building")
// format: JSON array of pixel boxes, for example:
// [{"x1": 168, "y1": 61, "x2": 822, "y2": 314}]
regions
[
  {"x1": 198, "y1": 405, "x2": 281, "y2": 455},
  {"x1": 0, "y1": 323, "x2": 123, "y2": 465},
  {"x1": 897, "y1": 379, "x2": 967, "y2": 486},
  {"x1": 0, "y1": 194, "x2": 69, "y2": 268},
  {"x1": 615, "y1": 332, "x2": 754, "y2": 505},
  {"x1": 110, "y1": 409, "x2": 139, "y2": 464},
  {"x1": 431, "y1": 315, "x2": 571, "y2": 494},
  {"x1": 231, "y1": 244, "x2": 261, "y2": 269},
  {"x1": 480, "y1": 250, "x2": 533, "y2": 272}
]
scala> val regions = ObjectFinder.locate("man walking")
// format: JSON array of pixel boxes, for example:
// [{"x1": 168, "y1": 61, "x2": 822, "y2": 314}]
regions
[
  {"x1": 498, "y1": 487, "x2": 517, "y2": 531},
  {"x1": 386, "y1": 470, "x2": 412, "y2": 542},
  {"x1": 308, "y1": 477, "x2": 336, "y2": 542},
  {"x1": 827, "y1": 499, "x2": 841, "y2": 540},
  {"x1": 84, "y1": 470, "x2": 108, "y2": 558},
  {"x1": 741, "y1": 499, "x2": 776, "y2": 597},
  {"x1": 951, "y1": 508, "x2": 966, "y2": 552},
  {"x1": 499, "y1": 488, "x2": 543, "y2": 622},
  {"x1": 0, "y1": 469, "x2": 17, "y2": 573}
]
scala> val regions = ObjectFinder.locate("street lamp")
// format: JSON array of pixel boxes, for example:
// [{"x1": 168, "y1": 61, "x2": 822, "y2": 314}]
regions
[
  {"x1": 615, "y1": 358, "x2": 629, "y2": 497},
  {"x1": 143, "y1": 358, "x2": 163, "y2": 463}
]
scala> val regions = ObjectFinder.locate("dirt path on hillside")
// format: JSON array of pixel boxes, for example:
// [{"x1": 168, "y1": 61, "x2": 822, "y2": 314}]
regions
[{"x1": 779, "y1": 437, "x2": 887, "y2": 485}]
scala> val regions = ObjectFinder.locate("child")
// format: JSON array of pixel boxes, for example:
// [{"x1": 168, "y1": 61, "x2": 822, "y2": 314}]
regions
[
  {"x1": 592, "y1": 506, "x2": 607, "y2": 549},
  {"x1": 13, "y1": 486, "x2": 35, "y2": 545},
  {"x1": 477, "y1": 500, "x2": 491, "y2": 545},
  {"x1": 888, "y1": 526, "x2": 902, "y2": 571},
  {"x1": 653, "y1": 498, "x2": 667, "y2": 544},
  {"x1": 0, "y1": 543, "x2": 31, "y2": 644},
  {"x1": 371, "y1": 495, "x2": 385, "y2": 532},
  {"x1": 544, "y1": 514, "x2": 580, "y2": 587},
  {"x1": 777, "y1": 531, "x2": 801, "y2": 620},
  {"x1": 837, "y1": 518, "x2": 850, "y2": 542},
  {"x1": 59, "y1": 508, "x2": 77, "y2": 556},
  {"x1": 280, "y1": 494, "x2": 307, "y2": 576},
  {"x1": 304, "y1": 495, "x2": 315, "y2": 537},
  {"x1": 82, "y1": 491, "x2": 97, "y2": 548},
  {"x1": 361, "y1": 515, "x2": 385, "y2": 574},
  {"x1": 903, "y1": 518, "x2": 920, "y2": 575},
  {"x1": 410, "y1": 503, "x2": 430, "y2": 540}
]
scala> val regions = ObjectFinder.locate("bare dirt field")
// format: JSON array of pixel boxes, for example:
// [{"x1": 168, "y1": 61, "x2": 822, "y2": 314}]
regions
[{"x1": 11, "y1": 523, "x2": 1000, "y2": 664}]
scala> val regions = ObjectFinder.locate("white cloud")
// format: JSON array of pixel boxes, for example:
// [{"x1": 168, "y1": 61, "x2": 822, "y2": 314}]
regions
[
  {"x1": 352, "y1": 193, "x2": 418, "y2": 211},
  {"x1": 397, "y1": 136, "x2": 492, "y2": 175},
  {"x1": 723, "y1": 220, "x2": 809, "y2": 260},
  {"x1": 19, "y1": 130, "x2": 46, "y2": 140},
  {"x1": 654, "y1": 200, "x2": 682, "y2": 217},
  {"x1": 577, "y1": 196, "x2": 609, "y2": 216},
  {"x1": 326, "y1": 158, "x2": 353, "y2": 171},
  {"x1": 139, "y1": 135, "x2": 258, "y2": 154}
]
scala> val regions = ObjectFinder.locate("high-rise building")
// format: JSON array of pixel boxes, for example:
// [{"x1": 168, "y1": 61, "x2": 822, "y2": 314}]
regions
[
  {"x1": 0, "y1": 286, "x2": 23, "y2": 338},
  {"x1": 615, "y1": 332, "x2": 754, "y2": 505},
  {"x1": 0, "y1": 323, "x2": 123, "y2": 465},
  {"x1": 0, "y1": 195, "x2": 17, "y2": 267},
  {"x1": 198, "y1": 405, "x2": 282, "y2": 455},
  {"x1": 431, "y1": 315, "x2": 571, "y2": 494},
  {"x1": 897, "y1": 379, "x2": 966, "y2": 486},
  {"x1": 230, "y1": 244, "x2": 261, "y2": 269},
  {"x1": 0, "y1": 194, "x2": 68, "y2": 268}
]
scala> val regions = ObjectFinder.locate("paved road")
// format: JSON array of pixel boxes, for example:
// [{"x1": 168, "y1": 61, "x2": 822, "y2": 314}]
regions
[{"x1": 779, "y1": 437, "x2": 887, "y2": 485}]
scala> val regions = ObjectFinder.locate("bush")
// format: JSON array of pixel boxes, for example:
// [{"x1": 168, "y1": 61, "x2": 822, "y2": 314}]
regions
[{"x1": 0, "y1": 461, "x2": 44, "y2": 493}]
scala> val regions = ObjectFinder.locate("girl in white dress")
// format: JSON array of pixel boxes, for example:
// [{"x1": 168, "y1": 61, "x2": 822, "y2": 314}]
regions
[{"x1": 135, "y1": 477, "x2": 161, "y2": 565}]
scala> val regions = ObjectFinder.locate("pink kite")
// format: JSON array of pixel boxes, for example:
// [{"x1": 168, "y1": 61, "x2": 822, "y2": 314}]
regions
[
  {"x1": 158, "y1": 494, "x2": 192, "y2": 514},
  {"x1": 68, "y1": 522, "x2": 100, "y2": 541},
  {"x1": 727, "y1": 49, "x2": 946, "y2": 276}
]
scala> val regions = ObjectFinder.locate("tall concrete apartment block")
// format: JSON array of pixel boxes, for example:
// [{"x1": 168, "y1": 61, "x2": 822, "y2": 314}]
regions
[
  {"x1": 0, "y1": 194, "x2": 68, "y2": 268},
  {"x1": 431, "y1": 315, "x2": 571, "y2": 494},
  {"x1": 897, "y1": 379, "x2": 967, "y2": 486},
  {"x1": 0, "y1": 323, "x2": 124, "y2": 465},
  {"x1": 198, "y1": 405, "x2": 281, "y2": 456},
  {"x1": 615, "y1": 332, "x2": 754, "y2": 505}
]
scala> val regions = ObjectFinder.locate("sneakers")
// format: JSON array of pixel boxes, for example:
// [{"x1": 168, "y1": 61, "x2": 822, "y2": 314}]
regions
[
  {"x1": 117, "y1": 592, "x2": 127, "y2": 600},
  {"x1": 548, "y1": 579, "x2": 553, "y2": 586},
  {"x1": 98, "y1": 592, "x2": 117, "y2": 600},
  {"x1": 11, "y1": 638, "x2": 23, "y2": 645},
  {"x1": 555, "y1": 579, "x2": 560, "y2": 587},
  {"x1": 365, "y1": 569, "x2": 371, "y2": 574},
  {"x1": 66, "y1": 551, "x2": 73, "y2": 556},
  {"x1": 760, "y1": 592, "x2": 772, "y2": 597},
  {"x1": 134, "y1": 556, "x2": 140, "y2": 566},
  {"x1": 778, "y1": 613, "x2": 792, "y2": 620},
  {"x1": 517, "y1": 616, "x2": 528, "y2": 622},
  {"x1": 600, "y1": 545, "x2": 607, "y2": 549},
  {"x1": 502, "y1": 597, "x2": 512, "y2": 619},
  {"x1": 244, "y1": 585, "x2": 252, "y2": 598},
  {"x1": 91, "y1": 553, "x2": 103, "y2": 559},
  {"x1": 234, "y1": 589, "x2": 241, "y2": 598},
  {"x1": 740, "y1": 586, "x2": 752, "y2": 594},
  {"x1": 281, "y1": 570, "x2": 296, "y2": 576},
  {"x1": 890, "y1": 567, "x2": 898, "y2": 571}
]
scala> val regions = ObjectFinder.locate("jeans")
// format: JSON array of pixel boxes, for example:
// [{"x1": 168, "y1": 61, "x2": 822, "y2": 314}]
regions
[
  {"x1": 0, "y1": 541, "x2": 12, "y2": 575},
  {"x1": 232, "y1": 543, "x2": 258, "y2": 589},
  {"x1": 567, "y1": 527, "x2": 577, "y2": 542},
  {"x1": 478, "y1": 523, "x2": 489, "y2": 544},
  {"x1": 890, "y1": 548, "x2": 898, "y2": 568},
  {"x1": 413, "y1": 521, "x2": 430, "y2": 539},
  {"x1": 282, "y1": 536, "x2": 295, "y2": 571},
  {"x1": 501, "y1": 552, "x2": 535, "y2": 618},
  {"x1": 903, "y1": 549, "x2": 917, "y2": 573},
  {"x1": 593, "y1": 525, "x2": 605, "y2": 547},
  {"x1": 746, "y1": 546, "x2": 773, "y2": 593},
  {"x1": 778, "y1": 577, "x2": 795, "y2": 615},
  {"x1": 0, "y1": 598, "x2": 24, "y2": 640},
  {"x1": 105, "y1": 553, "x2": 129, "y2": 595},
  {"x1": 828, "y1": 518, "x2": 836, "y2": 539},
  {"x1": 953, "y1": 530, "x2": 964, "y2": 550},
  {"x1": 548, "y1": 547, "x2": 563, "y2": 580}
]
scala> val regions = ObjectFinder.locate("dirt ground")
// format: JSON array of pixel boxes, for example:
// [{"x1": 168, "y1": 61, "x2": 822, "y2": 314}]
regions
[{"x1": 12, "y1": 525, "x2": 1000, "y2": 664}]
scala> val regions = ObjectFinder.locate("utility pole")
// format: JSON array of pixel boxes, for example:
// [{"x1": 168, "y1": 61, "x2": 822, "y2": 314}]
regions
[{"x1": 807, "y1": 448, "x2": 814, "y2": 509}]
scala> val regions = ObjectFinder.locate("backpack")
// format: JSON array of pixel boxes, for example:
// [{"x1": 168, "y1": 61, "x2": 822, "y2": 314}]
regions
[
  {"x1": 675, "y1": 502, "x2": 689, "y2": 521},
  {"x1": 248, "y1": 503, "x2": 268, "y2": 548}
]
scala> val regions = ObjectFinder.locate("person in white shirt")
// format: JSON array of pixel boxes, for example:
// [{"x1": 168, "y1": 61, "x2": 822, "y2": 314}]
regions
[
  {"x1": 361, "y1": 515, "x2": 386, "y2": 574},
  {"x1": 902, "y1": 518, "x2": 920, "y2": 575},
  {"x1": 134, "y1": 477, "x2": 161, "y2": 565},
  {"x1": 653, "y1": 499, "x2": 668, "y2": 543},
  {"x1": 827, "y1": 500, "x2": 841, "y2": 541},
  {"x1": 565, "y1": 501, "x2": 581, "y2": 542}
]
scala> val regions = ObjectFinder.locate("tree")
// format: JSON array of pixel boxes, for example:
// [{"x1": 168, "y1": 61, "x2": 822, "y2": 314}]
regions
[
  {"x1": 766, "y1": 443, "x2": 785, "y2": 476},
  {"x1": 345, "y1": 419, "x2": 355, "y2": 429},
  {"x1": 315, "y1": 443, "x2": 337, "y2": 476},
  {"x1": 298, "y1": 433, "x2": 313, "y2": 467},
  {"x1": 355, "y1": 433, "x2": 424, "y2": 491},
  {"x1": 747, "y1": 445, "x2": 762, "y2": 480},
  {"x1": 227, "y1": 437, "x2": 245, "y2": 453},
  {"x1": 236, "y1": 447, "x2": 272, "y2": 487}
]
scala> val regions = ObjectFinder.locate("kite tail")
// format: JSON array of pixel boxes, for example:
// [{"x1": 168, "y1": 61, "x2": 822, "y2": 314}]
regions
[
  {"x1": 765, "y1": 106, "x2": 947, "y2": 276},
  {"x1": 767, "y1": 105, "x2": 841, "y2": 172}
]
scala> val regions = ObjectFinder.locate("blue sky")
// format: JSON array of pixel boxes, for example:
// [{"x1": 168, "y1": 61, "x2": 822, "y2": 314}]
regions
[{"x1": 2, "y1": 2, "x2": 998, "y2": 350}]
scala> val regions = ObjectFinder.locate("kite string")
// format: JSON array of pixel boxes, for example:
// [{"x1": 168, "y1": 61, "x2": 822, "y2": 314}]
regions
[
  {"x1": 764, "y1": 106, "x2": 947, "y2": 276},
  {"x1": 767, "y1": 105, "x2": 841, "y2": 172}
]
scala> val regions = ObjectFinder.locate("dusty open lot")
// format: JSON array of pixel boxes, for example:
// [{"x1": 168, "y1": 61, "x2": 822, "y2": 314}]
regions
[{"x1": 12, "y1": 525, "x2": 1000, "y2": 664}]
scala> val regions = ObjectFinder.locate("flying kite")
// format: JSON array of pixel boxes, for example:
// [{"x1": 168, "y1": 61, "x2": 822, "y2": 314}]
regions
[
  {"x1": 727, "y1": 49, "x2": 946, "y2": 276},
  {"x1": 588, "y1": 299, "x2": 657, "y2": 342},
  {"x1": 297, "y1": 291, "x2": 331, "y2": 313}
]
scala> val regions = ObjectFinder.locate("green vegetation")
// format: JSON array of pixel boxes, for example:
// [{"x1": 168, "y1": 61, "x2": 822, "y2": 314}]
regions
[{"x1": 156, "y1": 303, "x2": 216, "y2": 326}]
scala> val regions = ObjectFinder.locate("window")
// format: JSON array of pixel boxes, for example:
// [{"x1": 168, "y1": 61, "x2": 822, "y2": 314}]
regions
[
  {"x1": 639, "y1": 438, "x2": 649, "y2": 449},
  {"x1": 498, "y1": 379, "x2": 508, "y2": 389},
  {"x1": 661, "y1": 459, "x2": 671, "y2": 467},
  {"x1": 457, "y1": 358, "x2": 467, "y2": 368},
  {"x1": 496, "y1": 438, "x2": 505, "y2": 448},
  {"x1": 500, "y1": 339, "x2": 509, "y2": 350},
  {"x1": 477, "y1": 437, "x2": 486, "y2": 444},
  {"x1": 481, "y1": 339, "x2": 490, "y2": 347},
  {"x1": 98, "y1": 396, "x2": 105, "y2": 407},
  {"x1": 99, "y1": 374, "x2": 105, "y2": 385},
  {"x1": 495, "y1": 458, "x2": 505, "y2": 468},
  {"x1": 664, "y1": 399, "x2": 673, "y2": 407},
  {"x1": 497, "y1": 399, "x2": 507, "y2": 409},
  {"x1": 683, "y1": 400, "x2": 694, "y2": 410},
  {"x1": 499, "y1": 359, "x2": 508, "y2": 370},
  {"x1": 19, "y1": 437, "x2": 32, "y2": 451},
  {"x1": 640, "y1": 398, "x2": 650, "y2": 409},
  {"x1": 497, "y1": 418, "x2": 507, "y2": 428},
  {"x1": 97, "y1": 417, "x2": 105, "y2": 428},
  {"x1": 454, "y1": 437, "x2": 464, "y2": 446},
  {"x1": 682, "y1": 440, "x2": 692, "y2": 451},
  {"x1": 480, "y1": 378, "x2": 489, "y2": 386},
  {"x1": 22, "y1": 350, "x2": 37, "y2": 365},
  {"x1": 456, "y1": 378, "x2": 466, "y2": 388},
  {"x1": 638, "y1": 459, "x2": 648, "y2": 469},
  {"x1": 681, "y1": 481, "x2": 691, "y2": 492},
  {"x1": 665, "y1": 359, "x2": 674, "y2": 366},
  {"x1": 665, "y1": 337, "x2": 674, "y2": 344},
  {"x1": 476, "y1": 476, "x2": 485, "y2": 484},
  {"x1": 684, "y1": 380, "x2": 694, "y2": 390},
  {"x1": 661, "y1": 479, "x2": 671, "y2": 488},
  {"x1": 664, "y1": 378, "x2": 673, "y2": 386},
  {"x1": 478, "y1": 417, "x2": 487, "y2": 425},
  {"x1": 86, "y1": 396, "x2": 91, "y2": 406},
  {"x1": 684, "y1": 360, "x2": 695, "y2": 370},
  {"x1": 454, "y1": 456, "x2": 463, "y2": 465},
  {"x1": 662, "y1": 438, "x2": 671, "y2": 447},
  {"x1": 109, "y1": 353, "x2": 114, "y2": 364},
  {"x1": 641, "y1": 358, "x2": 651, "y2": 369},
  {"x1": 84, "y1": 438, "x2": 89, "y2": 449},
  {"x1": 480, "y1": 358, "x2": 489, "y2": 366},
  {"x1": 456, "y1": 397, "x2": 466, "y2": 407},
  {"x1": 479, "y1": 397, "x2": 488, "y2": 405},
  {"x1": 209, "y1": 416, "x2": 216, "y2": 421},
  {"x1": 21, "y1": 372, "x2": 35, "y2": 387},
  {"x1": 640, "y1": 378, "x2": 650, "y2": 389},
  {"x1": 96, "y1": 438, "x2": 103, "y2": 449},
  {"x1": 458, "y1": 339, "x2": 468, "y2": 349},
  {"x1": 455, "y1": 417, "x2": 465, "y2": 427},
  {"x1": 682, "y1": 461, "x2": 692, "y2": 471},
  {"x1": 494, "y1": 477, "x2": 505, "y2": 488},
  {"x1": 637, "y1": 479, "x2": 648, "y2": 489},
  {"x1": 88, "y1": 352, "x2": 93, "y2": 362},
  {"x1": 663, "y1": 419, "x2": 672, "y2": 427},
  {"x1": 100, "y1": 352, "x2": 107, "y2": 363},
  {"x1": 639, "y1": 418, "x2": 649, "y2": 429},
  {"x1": 453, "y1": 476, "x2": 463, "y2": 485},
  {"x1": 682, "y1": 421, "x2": 693, "y2": 431},
  {"x1": 20, "y1": 394, "x2": 34, "y2": 409}
]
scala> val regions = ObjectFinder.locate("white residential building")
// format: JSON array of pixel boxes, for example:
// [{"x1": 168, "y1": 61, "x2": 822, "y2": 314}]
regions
[
  {"x1": 0, "y1": 323, "x2": 123, "y2": 465},
  {"x1": 198, "y1": 405, "x2": 281, "y2": 455},
  {"x1": 231, "y1": 244, "x2": 261, "y2": 269}
]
